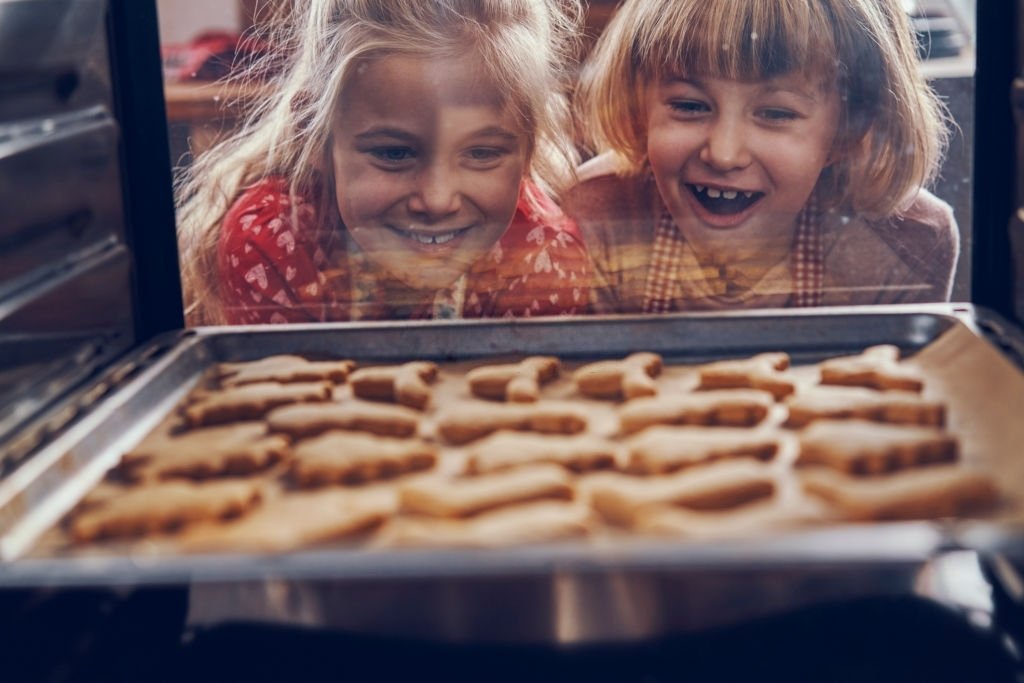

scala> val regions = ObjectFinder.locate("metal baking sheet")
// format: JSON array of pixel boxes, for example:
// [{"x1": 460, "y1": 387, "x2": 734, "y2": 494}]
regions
[{"x1": 0, "y1": 304, "x2": 1014, "y2": 643}]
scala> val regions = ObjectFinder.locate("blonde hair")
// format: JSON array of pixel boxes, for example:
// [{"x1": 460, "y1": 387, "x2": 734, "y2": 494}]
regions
[
  {"x1": 577, "y1": 0, "x2": 949, "y2": 219},
  {"x1": 178, "y1": 0, "x2": 583, "y2": 324}
]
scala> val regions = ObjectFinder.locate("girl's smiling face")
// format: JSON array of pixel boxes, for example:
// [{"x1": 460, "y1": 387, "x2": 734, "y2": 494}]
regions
[
  {"x1": 645, "y1": 73, "x2": 840, "y2": 264},
  {"x1": 330, "y1": 54, "x2": 528, "y2": 291}
]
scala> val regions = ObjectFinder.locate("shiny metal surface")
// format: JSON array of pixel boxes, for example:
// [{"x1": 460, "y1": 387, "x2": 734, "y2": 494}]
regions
[{"x1": 0, "y1": 306, "x2": 1000, "y2": 643}]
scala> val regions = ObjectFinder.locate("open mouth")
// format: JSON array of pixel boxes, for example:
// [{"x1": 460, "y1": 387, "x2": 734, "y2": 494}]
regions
[
  {"x1": 688, "y1": 184, "x2": 764, "y2": 216},
  {"x1": 391, "y1": 226, "x2": 471, "y2": 246}
]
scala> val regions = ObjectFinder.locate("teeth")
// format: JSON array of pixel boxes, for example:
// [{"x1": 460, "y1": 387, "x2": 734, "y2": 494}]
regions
[
  {"x1": 706, "y1": 188, "x2": 722, "y2": 199},
  {"x1": 722, "y1": 190, "x2": 737, "y2": 200},
  {"x1": 696, "y1": 185, "x2": 706, "y2": 193},
  {"x1": 743, "y1": 191, "x2": 753, "y2": 198},
  {"x1": 409, "y1": 231, "x2": 458, "y2": 245}
]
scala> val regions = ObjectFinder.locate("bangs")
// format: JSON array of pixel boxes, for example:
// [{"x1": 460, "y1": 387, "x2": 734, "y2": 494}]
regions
[{"x1": 632, "y1": 0, "x2": 839, "y2": 83}]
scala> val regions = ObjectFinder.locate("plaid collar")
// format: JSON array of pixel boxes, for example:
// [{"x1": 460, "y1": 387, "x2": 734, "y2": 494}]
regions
[{"x1": 642, "y1": 194, "x2": 824, "y2": 312}]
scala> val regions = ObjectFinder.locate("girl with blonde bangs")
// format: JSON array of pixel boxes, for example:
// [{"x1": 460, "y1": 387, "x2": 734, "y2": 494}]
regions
[
  {"x1": 178, "y1": 0, "x2": 588, "y2": 325},
  {"x1": 567, "y1": 0, "x2": 958, "y2": 313}
]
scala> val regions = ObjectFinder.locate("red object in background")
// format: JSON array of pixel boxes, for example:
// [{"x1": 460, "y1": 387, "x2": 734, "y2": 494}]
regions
[{"x1": 162, "y1": 30, "x2": 274, "y2": 82}]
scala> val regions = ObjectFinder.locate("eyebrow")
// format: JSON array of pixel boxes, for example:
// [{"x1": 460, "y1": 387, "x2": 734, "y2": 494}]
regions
[
  {"x1": 662, "y1": 76, "x2": 821, "y2": 104},
  {"x1": 353, "y1": 126, "x2": 418, "y2": 142},
  {"x1": 468, "y1": 126, "x2": 520, "y2": 142}
]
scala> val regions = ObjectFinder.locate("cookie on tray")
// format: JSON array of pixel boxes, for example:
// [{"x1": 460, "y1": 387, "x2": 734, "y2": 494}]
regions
[
  {"x1": 217, "y1": 355, "x2": 356, "y2": 387},
  {"x1": 784, "y1": 386, "x2": 946, "y2": 429},
  {"x1": 590, "y1": 460, "x2": 776, "y2": 527},
  {"x1": 796, "y1": 419, "x2": 958, "y2": 475},
  {"x1": 183, "y1": 382, "x2": 333, "y2": 427},
  {"x1": 399, "y1": 464, "x2": 574, "y2": 518},
  {"x1": 266, "y1": 400, "x2": 422, "y2": 439},
  {"x1": 626, "y1": 426, "x2": 780, "y2": 475},
  {"x1": 290, "y1": 431, "x2": 437, "y2": 487},
  {"x1": 818, "y1": 345, "x2": 924, "y2": 392},
  {"x1": 377, "y1": 501, "x2": 592, "y2": 548},
  {"x1": 436, "y1": 401, "x2": 589, "y2": 445},
  {"x1": 119, "y1": 422, "x2": 289, "y2": 481},
  {"x1": 697, "y1": 352, "x2": 796, "y2": 400},
  {"x1": 465, "y1": 432, "x2": 618, "y2": 475},
  {"x1": 573, "y1": 352, "x2": 663, "y2": 400},
  {"x1": 179, "y1": 489, "x2": 394, "y2": 553},
  {"x1": 618, "y1": 390, "x2": 775, "y2": 435},
  {"x1": 799, "y1": 465, "x2": 998, "y2": 521},
  {"x1": 348, "y1": 361, "x2": 438, "y2": 410},
  {"x1": 467, "y1": 356, "x2": 560, "y2": 402},
  {"x1": 70, "y1": 480, "x2": 263, "y2": 543}
]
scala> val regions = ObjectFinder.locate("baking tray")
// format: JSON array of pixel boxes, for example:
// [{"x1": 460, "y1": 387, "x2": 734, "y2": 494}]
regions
[{"x1": 0, "y1": 304, "x2": 1021, "y2": 644}]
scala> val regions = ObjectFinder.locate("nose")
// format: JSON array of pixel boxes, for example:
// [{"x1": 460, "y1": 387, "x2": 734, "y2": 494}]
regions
[
  {"x1": 699, "y1": 116, "x2": 752, "y2": 171},
  {"x1": 407, "y1": 163, "x2": 461, "y2": 219}
]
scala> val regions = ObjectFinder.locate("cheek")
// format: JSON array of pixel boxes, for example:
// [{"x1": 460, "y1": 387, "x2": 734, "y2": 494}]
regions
[
  {"x1": 646, "y1": 122, "x2": 694, "y2": 174},
  {"x1": 332, "y1": 164, "x2": 404, "y2": 227},
  {"x1": 473, "y1": 166, "x2": 525, "y2": 226}
]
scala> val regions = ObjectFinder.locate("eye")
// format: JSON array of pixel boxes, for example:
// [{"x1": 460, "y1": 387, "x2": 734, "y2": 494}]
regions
[
  {"x1": 757, "y1": 107, "x2": 800, "y2": 123},
  {"x1": 668, "y1": 99, "x2": 711, "y2": 117},
  {"x1": 367, "y1": 146, "x2": 416, "y2": 165},
  {"x1": 463, "y1": 146, "x2": 508, "y2": 167}
]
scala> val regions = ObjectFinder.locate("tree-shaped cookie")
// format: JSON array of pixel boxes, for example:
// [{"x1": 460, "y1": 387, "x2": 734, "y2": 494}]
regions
[
  {"x1": 698, "y1": 352, "x2": 796, "y2": 400},
  {"x1": 818, "y1": 345, "x2": 923, "y2": 392},
  {"x1": 467, "y1": 356, "x2": 560, "y2": 402},
  {"x1": 349, "y1": 361, "x2": 438, "y2": 410},
  {"x1": 574, "y1": 352, "x2": 662, "y2": 400}
]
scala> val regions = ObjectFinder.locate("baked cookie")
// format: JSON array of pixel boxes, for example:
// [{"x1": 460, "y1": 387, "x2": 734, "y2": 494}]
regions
[
  {"x1": 217, "y1": 355, "x2": 355, "y2": 387},
  {"x1": 376, "y1": 501, "x2": 591, "y2": 548},
  {"x1": 179, "y1": 489, "x2": 394, "y2": 553},
  {"x1": 467, "y1": 356, "x2": 560, "y2": 402},
  {"x1": 784, "y1": 386, "x2": 946, "y2": 429},
  {"x1": 465, "y1": 432, "x2": 618, "y2": 475},
  {"x1": 436, "y1": 401, "x2": 589, "y2": 445},
  {"x1": 697, "y1": 352, "x2": 796, "y2": 400},
  {"x1": 573, "y1": 352, "x2": 663, "y2": 400},
  {"x1": 633, "y1": 501, "x2": 814, "y2": 539},
  {"x1": 590, "y1": 461, "x2": 776, "y2": 526},
  {"x1": 290, "y1": 432, "x2": 437, "y2": 487},
  {"x1": 399, "y1": 464, "x2": 573, "y2": 518},
  {"x1": 183, "y1": 382, "x2": 332, "y2": 427},
  {"x1": 618, "y1": 390, "x2": 775, "y2": 435},
  {"x1": 119, "y1": 422, "x2": 289, "y2": 481},
  {"x1": 70, "y1": 480, "x2": 263, "y2": 542},
  {"x1": 626, "y1": 426, "x2": 780, "y2": 475},
  {"x1": 800, "y1": 466, "x2": 998, "y2": 521},
  {"x1": 818, "y1": 345, "x2": 924, "y2": 392},
  {"x1": 349, "y1": 362, "x2": 438, "y2": 410},
  {"x1": 266, "y1": 400, "x2": 421, "y2": 439},
  {"x1": 797, "y1": 419, "x2": 958, "y2": 475}
]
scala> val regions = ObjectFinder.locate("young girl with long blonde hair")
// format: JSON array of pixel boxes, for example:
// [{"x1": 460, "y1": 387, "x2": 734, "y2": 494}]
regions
[{"x1": 178, "y1": 0, "x2": 588, "y2": 325}]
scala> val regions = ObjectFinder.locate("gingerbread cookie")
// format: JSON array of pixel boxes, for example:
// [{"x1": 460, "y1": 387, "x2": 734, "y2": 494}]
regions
[
  {"x1": 119, "y1": 423, "x2": 289, "y2": 481},
  {"x1": 70, "y1": 480, "x2": 263, "y2": 542},
  {"x1": 466, "y1": 356, "x2": 560, "y2": 402},
  {"x1": 465, "y1": 432, "x2": 618, "y2": 475},
  {"x1": 290, "y1": 432, "x2": 437, "y2": 487},
  {"x1": 266, "y1": 400, "x2": 421, "y2": 439},
  {"x1": 377, "y1": 501, "x2": 591, "y2": 548},
  {"x1": 180, "y1": 489, "x2": 394, "y2": 553},
  {"x1": 183, "y1": 382, "x2": 332, "y2": 427},
  {"x1": 797, "y1": 419, "x2": 958, "y2": 475},
  {"x1": 818, "y1": 345, "x2": 924, "y2": 392},
  {"x1": 573, "y1": 352, "x2": 662, "y2": 400},
  {"x1": 399, "y1": 464, "x2": 573, "y2": 518},
  {"x1": 697, "y1": 352, "x2": 796, "y2": 400},
  {"x1": 217, "y1": 355, "x2": 355, "y2": 387},
  {"x1": 436, "y1": 401, "x2": 589, "y2": 445},
  {"x1": 800, "y1": 465, "x2": 998, "y2": 521},
  {"x1": 618, "y1": 390, "x2": 774, "y2": 435},
  {"x1": 784, "y1": 386, "x2": 945, "y2": 428},
  {"x1": 590, "y1": 461, "x2": 776, "y2": 526},
  {"x1": 626, "y1": 426, "x2": 780, "y2": 475},
  {"x1": 349, "y1": 362, "x2": 438, "y2": 410}
]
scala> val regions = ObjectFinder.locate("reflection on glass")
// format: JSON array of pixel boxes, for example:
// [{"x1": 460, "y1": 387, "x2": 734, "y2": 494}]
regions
[{"x1": 163, "y1": 0, "x2": 975, "y2": 324}]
